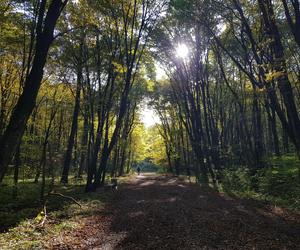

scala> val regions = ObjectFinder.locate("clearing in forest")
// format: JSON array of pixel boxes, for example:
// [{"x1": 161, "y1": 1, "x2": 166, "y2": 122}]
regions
[{"x1": 47, "y1": 173, "x2": 300, "y2": 250}]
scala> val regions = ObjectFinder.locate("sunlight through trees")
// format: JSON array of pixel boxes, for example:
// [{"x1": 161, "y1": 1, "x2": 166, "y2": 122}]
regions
[{"x1": 0, "y1": 1, "x2": 300, "y2": 247}]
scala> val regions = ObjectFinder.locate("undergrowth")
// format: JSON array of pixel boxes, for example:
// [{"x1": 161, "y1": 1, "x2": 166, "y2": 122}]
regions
[
  {"x1": 220, "y1": 154, "x2": 300, "y2": 210},
  {"x1": 0, "y1": 178, "x2": 112, "y2": 249}
]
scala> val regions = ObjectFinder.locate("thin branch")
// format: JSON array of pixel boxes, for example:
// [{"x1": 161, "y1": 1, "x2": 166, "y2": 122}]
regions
[{"x1": 48, "y1": 192, "x2": 82, "y2": 207}]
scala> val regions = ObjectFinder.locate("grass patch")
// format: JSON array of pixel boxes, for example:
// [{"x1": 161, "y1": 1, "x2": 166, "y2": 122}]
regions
[{"x1": 0, "y1": 177, "x2": 114, "y2": 249}]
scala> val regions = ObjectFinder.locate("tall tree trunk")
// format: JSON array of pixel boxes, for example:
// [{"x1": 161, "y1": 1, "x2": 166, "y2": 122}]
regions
[
  {"x1": 282, "y1": 0, "x2": 300, "y2": 47},
  {"x1": 265, "y1": 97, "x2": 280, "y2": 156},
  {"x1": 259, "y1": 0, "x2": 300, "y2": 179},
  {"x1": 252, "y1": 86, "x2": 264, "y2": 172},
  {"x1": 40, "y1": 141, "x2": 47, "y2": 201},
  {"x1": 0, "y1": 0, "x2": 68, "y2": 183},
  {"x1": 13, "y1": 141, "x2": 21, "y2": 197},
  {"x1": 61, "y1": 66, "x2": 82, "y2": 184},
  {"x1": 77, "y1": 115, "x2": 88, "y2": 178}
]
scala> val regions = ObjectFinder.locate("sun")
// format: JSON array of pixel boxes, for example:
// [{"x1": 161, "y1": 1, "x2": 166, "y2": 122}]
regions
[
  {"x1": 141, "y1": 107, "x2": 160, "y2": 127},
  {"x1": 175, "y1": 43, "x2": 189, "y2": 59}
]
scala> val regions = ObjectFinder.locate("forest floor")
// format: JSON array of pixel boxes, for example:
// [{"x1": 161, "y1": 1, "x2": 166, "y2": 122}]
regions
[{"x1": 43, "y1": 173, "x2": 300, "y2": 250}]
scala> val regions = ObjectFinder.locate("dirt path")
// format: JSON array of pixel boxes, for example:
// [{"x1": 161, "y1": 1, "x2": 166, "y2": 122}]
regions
[{"x1": 50, "y1": 174, "x2": 300, "y2": 250}]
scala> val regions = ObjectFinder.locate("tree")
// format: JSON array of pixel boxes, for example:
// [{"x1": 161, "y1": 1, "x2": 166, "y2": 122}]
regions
[{"x1": 0, "y1": 0, "x2": 68, "y2": 182}]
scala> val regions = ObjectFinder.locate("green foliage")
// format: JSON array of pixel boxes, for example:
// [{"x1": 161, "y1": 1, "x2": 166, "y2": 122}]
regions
[
  {"x1": 221, "y1": 167, "x2": 252, "y2": 194},
  {"x1": 221, "y1": 155, "x2": 300, "y2": 210},
  {"x1": 0, "y1": 180, "x2": 41, "y2": 230},
  {"x1": 256, "y1": 155, "x2": 300, "y2": 209}
]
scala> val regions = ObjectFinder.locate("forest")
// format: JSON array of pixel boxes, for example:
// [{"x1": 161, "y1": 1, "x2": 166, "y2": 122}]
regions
[{"x1": 0, "y1": 0, "x2": 300, "y2": 249}]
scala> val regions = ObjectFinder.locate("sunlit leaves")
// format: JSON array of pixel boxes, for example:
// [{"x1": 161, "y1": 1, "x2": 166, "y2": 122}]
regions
[{"x1": 265, "y1": 70, "x2": 286, "y2": 82}]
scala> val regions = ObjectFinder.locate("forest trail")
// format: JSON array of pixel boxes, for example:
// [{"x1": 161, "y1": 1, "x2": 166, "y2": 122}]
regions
[{"x1": 49, "y1": 174, "x2": 300, "y2": 250}]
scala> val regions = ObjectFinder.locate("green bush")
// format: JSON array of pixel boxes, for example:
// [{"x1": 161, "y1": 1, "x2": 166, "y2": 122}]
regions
[
  {"x1": 257, "y1": 167, "x2": 299, "y2": 197},
  {"x1": 220, "y1": 154, "x2": 300, "y2": 210},
  {"x1": 256, "y1": 155, "x2": 300, "y2": 208},
  {"x1": 221, "y1": 167, "x2": 252, "y2": 194}
]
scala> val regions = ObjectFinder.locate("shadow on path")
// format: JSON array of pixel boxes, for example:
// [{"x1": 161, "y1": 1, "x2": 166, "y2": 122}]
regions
[{"x1": 53, "y1": 173, "x2": 300, "y2": 250}]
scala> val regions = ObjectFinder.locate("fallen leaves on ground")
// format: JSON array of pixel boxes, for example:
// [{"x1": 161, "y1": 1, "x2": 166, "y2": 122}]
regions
[{"x1": 45, "y1": 174, "x2": 300, "y2": 250}]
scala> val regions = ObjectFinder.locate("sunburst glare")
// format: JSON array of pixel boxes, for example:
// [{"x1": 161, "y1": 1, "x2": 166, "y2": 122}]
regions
[{"x1": 175, "y1": 43, "x2": 189, "y2": 59}]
